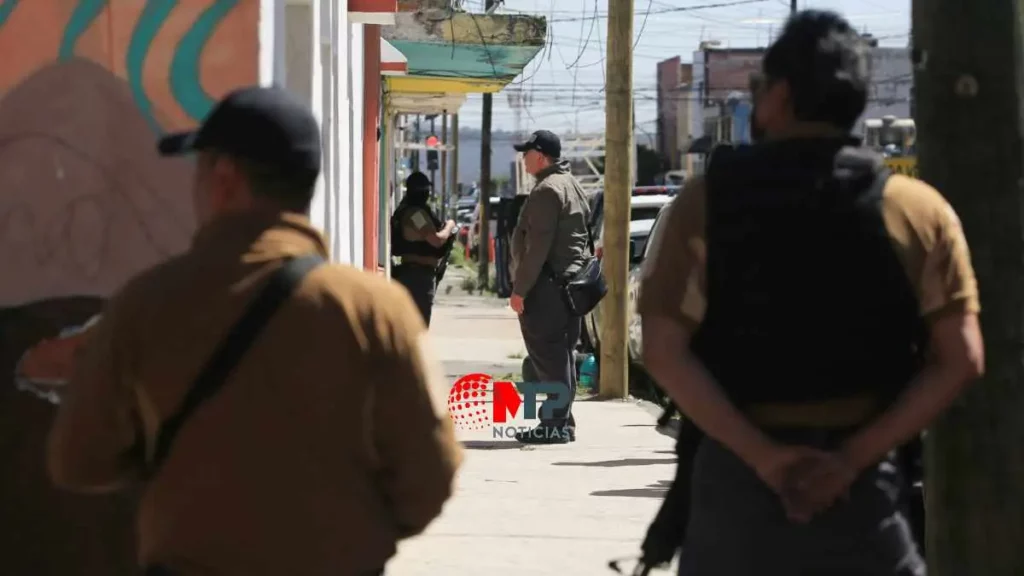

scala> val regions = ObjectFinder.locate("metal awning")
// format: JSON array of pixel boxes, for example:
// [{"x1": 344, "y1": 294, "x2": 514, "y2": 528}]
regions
[{"x1": 380, "y1": 39, "x2": 407, "y2": 76}]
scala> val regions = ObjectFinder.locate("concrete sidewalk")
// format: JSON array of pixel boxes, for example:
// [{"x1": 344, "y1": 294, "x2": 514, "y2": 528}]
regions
[{"x1": 386, "y1": 271, "x2": 679, "y2": 576}]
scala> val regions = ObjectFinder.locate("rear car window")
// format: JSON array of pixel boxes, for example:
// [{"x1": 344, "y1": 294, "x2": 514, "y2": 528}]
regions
[{"x1": 630, "y1": 206, "x2": 662, "y2": 222}]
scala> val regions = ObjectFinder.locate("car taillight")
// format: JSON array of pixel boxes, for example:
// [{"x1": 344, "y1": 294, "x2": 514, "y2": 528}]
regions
[{"x1": 595, "y1": 246, "x2": 603, "y2": 259}]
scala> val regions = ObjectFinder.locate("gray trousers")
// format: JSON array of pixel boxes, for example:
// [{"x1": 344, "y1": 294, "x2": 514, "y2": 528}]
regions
[
  {"x1": 393, "y1": 263, "x2": 436, "y2": 327},
  {"x1": 519, "y1": 275, "x2": 580, "y2": 428},
  {"x1": 679, "y1": 436, "x2": 926, "y2": 576}
]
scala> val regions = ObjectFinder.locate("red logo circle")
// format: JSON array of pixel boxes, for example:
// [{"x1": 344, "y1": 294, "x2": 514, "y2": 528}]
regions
[{"x1": 447, "y1": 373, "x2": 493, "y2": 431}]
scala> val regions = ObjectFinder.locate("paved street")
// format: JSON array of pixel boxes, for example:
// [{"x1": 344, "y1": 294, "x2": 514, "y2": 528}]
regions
[{"x1": 386, "y1": 270, "x2": 679, "y2": 575}]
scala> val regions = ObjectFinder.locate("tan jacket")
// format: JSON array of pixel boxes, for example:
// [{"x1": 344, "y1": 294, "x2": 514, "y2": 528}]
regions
[
  {"x1": 47, "y1": 212, "x2": 462, "y2": 575},
  {"x1": 510, "y1": 161, "x2": 591, "y2": 297}
]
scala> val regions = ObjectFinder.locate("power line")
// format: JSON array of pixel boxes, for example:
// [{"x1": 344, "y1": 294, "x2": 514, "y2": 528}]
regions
[{"x1": 546, "y1": 0, "x2": 770, "y2": 23}]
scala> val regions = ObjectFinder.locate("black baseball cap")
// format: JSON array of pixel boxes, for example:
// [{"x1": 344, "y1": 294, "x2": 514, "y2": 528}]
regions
[
  {"x1": 158, "y1": 85, "x2": 321, "y2": 177},
  {"x1": 514, "y1": 130, "x2": 561, "y2": 158}
]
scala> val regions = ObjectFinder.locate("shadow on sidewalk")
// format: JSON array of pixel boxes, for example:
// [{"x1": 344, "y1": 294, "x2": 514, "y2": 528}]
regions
[
  {"x1": 552, "y1": 458, "x2": 676, "y2": 468},
  {"x1": 591, "y1": 480, "x2": 672, "y2": 499},
  {"x1": 461, "y1": 440, "x2": 528, "y2": 450}
]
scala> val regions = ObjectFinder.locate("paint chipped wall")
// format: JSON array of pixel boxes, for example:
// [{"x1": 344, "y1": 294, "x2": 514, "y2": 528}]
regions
[
  {"x1": 0, "y1": 2, "x2": 257, "y2": 574},
  {"x1": 385, "y1": 10, "x2": 545, "y2": 46}
]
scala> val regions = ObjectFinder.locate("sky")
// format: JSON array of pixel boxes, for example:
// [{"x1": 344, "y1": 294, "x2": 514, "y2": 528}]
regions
[{"x1": 453, "y1": 0, "x2": 911, "y2": 141}]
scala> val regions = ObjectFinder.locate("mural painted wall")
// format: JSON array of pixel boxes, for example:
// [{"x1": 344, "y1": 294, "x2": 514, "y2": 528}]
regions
[{"x1": 0, "y1": 1, "x2": 257, "y2": 574}]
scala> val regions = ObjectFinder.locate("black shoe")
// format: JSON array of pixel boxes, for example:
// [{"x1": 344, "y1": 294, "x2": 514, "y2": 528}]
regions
[{"x1": 515, "y1": 425, "x2": 574, "y2": 444}]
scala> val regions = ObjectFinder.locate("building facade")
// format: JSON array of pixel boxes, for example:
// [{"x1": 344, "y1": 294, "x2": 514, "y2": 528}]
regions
[
  {"x1": 665, "y1": 42, "x2": 912, "y2": 174},
  {"x1": 858, "y1": 46, "x2": 913, "y2": 131}
]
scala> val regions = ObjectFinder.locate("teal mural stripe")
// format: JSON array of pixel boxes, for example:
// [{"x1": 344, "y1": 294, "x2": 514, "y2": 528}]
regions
[
  {"x1": 59, "y1": 0, "x2": 109, "y2": 61},
  {"x1": 126, "y1": 0, "x2": 177, "y2": 133},
  {"x1": 0, "y1": 0, "x2": 19, "y2": 28},
  {"x1": 170, "y1": 0, "x2": 238, "y2": 123}
]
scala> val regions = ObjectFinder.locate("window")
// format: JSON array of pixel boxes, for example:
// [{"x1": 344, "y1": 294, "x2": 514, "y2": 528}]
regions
[{"x1": 631, "y1": 206, "x2": 662, "y2": 222}]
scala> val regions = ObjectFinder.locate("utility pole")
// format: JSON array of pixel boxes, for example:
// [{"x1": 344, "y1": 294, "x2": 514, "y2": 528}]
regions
[
  {"x1": 441, "y1": 111, "x2": 449, "y2": 217},
  {"x1": 429, "y1": 114, "x2": 438, "y2": 190},
  {"x1": 451, "y1": 113, "x2": 460, "y2": 220},
  {"x1": 914, "y1": 0, "x2": 1024, "y2": 574},
  {"x1": 478, "y1": 0, "x2": 498, "y2": 288},
  {"x1": 600, "y1": 0, "x2": 633, "y2": 399},
  {"x1": 790, "y1": 0, "x2": 796, "y2": 13},
  {"x1": 479, "y1": 92, "x2": 493, "y2": 289},
  {"x1": 413, "y1": 115, "x2": 421, "y2": 171}
]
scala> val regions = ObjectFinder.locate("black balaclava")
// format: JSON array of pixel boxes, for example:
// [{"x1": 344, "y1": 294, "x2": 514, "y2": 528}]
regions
[{"x1": 404, "y1": 171, "x2": 432, "y2": 206}]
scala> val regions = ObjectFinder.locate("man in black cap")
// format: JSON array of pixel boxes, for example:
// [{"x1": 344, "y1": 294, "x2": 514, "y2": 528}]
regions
[
  {"x1": 509, "y1": 129, "x2": 592, "y2": 444},
  {"x1": 391, "y1": 170, "x2": 457, "y2": 326},
  {"x1": 46, "y1": 86, "x2": 462, "y2": 575},
  {"x1": 640, "y1": 10, "x2": 982, "y2": 575}
]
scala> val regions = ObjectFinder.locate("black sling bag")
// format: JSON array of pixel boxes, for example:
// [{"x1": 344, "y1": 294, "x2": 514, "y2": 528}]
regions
[{"x1": 147, "y1": 254, "x2": 325, "y2": 476}]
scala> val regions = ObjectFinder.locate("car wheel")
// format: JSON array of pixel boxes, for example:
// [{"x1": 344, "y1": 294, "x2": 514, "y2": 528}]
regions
[{"x1": 576, "y1": 323, "x2": 595, "y2": 353}]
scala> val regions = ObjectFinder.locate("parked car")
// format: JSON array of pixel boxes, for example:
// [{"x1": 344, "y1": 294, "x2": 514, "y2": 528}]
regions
[
  {"x1": 456, "y1": 188, "x2": 478, "y2": 220},
  {"x1": 581, "y1": 197, "x2": 675, "y2": 363},
  {"x1": 467, "y1": 196, "x2": 501, "y2": 254}
]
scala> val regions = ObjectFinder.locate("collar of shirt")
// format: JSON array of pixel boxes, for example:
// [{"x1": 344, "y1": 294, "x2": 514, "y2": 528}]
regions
[{"x1": 191, "y1": 210, "x2": 329, "y2": 263}]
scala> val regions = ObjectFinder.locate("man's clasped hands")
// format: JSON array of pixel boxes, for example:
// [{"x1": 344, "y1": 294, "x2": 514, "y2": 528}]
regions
[{"x1": 753, "y1": 443, "x2": 864, "y2": 523}]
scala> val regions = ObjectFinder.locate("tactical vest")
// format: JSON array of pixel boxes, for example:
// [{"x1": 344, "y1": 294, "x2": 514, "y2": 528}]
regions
[
  {"x1": 691, "y1": 138, "x2": 927, "y2": 407},
  {"x1": 390, "y1": 201, "x2": 447, "y2": 259}
]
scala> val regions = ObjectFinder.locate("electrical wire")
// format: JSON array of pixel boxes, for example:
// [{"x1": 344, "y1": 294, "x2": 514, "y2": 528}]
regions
[{"x1": 547, "y1": 0, "x2": 770, "y2": 23}]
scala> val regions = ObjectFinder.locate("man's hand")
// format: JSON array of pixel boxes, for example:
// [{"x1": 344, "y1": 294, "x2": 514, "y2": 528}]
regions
[
  {"x1": 510, "y1": 293, "x2": 525, "y2": 314},
  {"x1": 748, "y1": 442, "x2": 828, "y2": 500},
  {"x1": 446, "y1": 219, "x2": 457, "y2": 232},
  {"x1": 781, "y1": 450, "x2": 860, "y2": 522}
]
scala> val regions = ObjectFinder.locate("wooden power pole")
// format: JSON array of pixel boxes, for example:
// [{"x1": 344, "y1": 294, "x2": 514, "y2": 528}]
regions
[
  {"x1": 600, "y1": 0, "x2": 633, "y2": 399},
  {"x1": 451, "y1": 113, "x2": 460, "y2": 220},
  {"x1": 790, "y1": 0, "x2": 796, "y2": 13},
  {"x1": 441, "y1": 111, "x2": 449, "y2": 216},
  {"x1": 478, "y1": 92, "x2": 493, "y2": 289},
  {"x1": 914, "y1": 0, "x2": 1024, "y2": 573}
]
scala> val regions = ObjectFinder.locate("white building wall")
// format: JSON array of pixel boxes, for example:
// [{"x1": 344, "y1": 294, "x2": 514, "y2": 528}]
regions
[
  {"x1": 348, "y1": 24, "x2": 366, "y2": 269},
  {"x1": 269, "y1": 0, "x2": 366, "y2": 269},
  {"x1": 690, "y1": 50, "x2": 706, "y2": 140}
]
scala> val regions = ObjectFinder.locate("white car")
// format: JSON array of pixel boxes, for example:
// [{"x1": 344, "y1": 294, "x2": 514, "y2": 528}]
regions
[{"x1": 591, "y1": 193, "x2": 673, "y2": 260}]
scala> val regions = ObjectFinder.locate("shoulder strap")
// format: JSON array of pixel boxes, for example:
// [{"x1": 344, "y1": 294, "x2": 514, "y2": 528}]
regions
[
  {"x1": 573, "y1": 186, "x2": 596, "y2": 254},
  {"x1": 149, "y1": 254, "x2": 325, "y2": 475}
]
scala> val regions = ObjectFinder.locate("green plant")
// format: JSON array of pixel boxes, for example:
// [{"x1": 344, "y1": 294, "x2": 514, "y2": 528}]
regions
[
  {"x1": 460, "y1": 276, "x2": 478, "y2": 292},
  {"x1": 449, "y1": 241, "x2": 468, "y2": 269},
  {"x1": 507, "y1": 350, "x2": 525, "y2": 359}
]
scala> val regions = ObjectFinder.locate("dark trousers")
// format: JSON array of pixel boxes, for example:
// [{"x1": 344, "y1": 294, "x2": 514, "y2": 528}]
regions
[
  {"x1": 393, "y1": 263, "x2": 437, "y2": 326},
  {"x1": 679, "y1": 434, "x2": 925, "y2": 576},
  {"x1": 519, "y1": 276, "x2": 580, "y2": 429}
]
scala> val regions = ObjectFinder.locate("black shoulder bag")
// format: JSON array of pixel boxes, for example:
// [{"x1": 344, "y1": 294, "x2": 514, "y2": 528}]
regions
[
  {"x1": 147, "y1": 254, "x2": 325, "y2": 477},
  {"x1": 547, "y1": 189, "x2": 607, "y2": 317}
]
